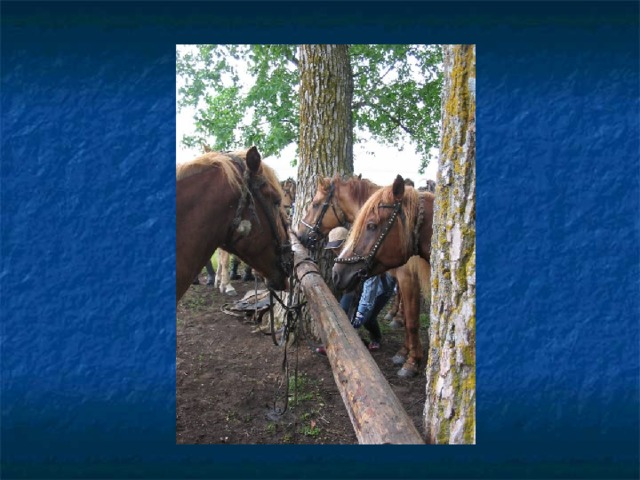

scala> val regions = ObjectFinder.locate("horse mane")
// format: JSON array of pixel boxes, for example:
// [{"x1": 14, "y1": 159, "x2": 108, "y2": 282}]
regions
[
  {"x1": 176, "y1": 149, "x2": 284, "y2": 200},
  {"x1": 325, "y1": 174, "x2": 380, "y2": 206},
  {"x1": 343, "y1": 184, "x2": 426, "y2": 256}
]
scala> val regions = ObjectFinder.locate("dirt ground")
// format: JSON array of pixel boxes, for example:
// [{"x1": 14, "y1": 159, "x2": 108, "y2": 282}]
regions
[{"x1": 176, "y1": 272, "x2": 429, "y2": 445}]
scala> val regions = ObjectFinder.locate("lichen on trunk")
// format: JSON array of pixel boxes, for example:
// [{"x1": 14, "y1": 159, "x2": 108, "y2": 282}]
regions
[{"x1": 423, "y1": 44, "x2": 476, "y2": 445}]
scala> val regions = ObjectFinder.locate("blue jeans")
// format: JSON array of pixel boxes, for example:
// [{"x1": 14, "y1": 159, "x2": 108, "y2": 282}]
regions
[{"x1": 340, "y1": 273, "x2": 396, "y2": 343}]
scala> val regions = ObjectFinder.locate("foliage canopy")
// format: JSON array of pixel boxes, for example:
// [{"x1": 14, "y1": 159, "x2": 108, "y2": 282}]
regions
[{"x1": 177, "y1": 44, "x2": 442, "y2": 173}]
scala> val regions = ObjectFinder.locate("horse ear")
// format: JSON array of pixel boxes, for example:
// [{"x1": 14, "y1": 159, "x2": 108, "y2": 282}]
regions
[
  {"x1": 318, "y1": 177, "x2": 330, "y2": 190},
  {"x1": 246, "y1": 146, "x2": 262, "y2": 173},
  {"x1": 392, "y1": 175, "x2": 405, "y2": 201}
]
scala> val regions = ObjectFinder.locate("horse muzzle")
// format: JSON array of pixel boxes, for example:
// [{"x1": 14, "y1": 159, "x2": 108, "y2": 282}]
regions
[
  {"x1": 332, "y1": 263, "x2": 363, "y2": 292},
  {"x1": 266, "y1": 274, "x2": 288, "y2": 292}
]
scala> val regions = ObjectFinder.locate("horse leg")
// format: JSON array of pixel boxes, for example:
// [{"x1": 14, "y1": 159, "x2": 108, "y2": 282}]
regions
[
  {"x1": 391, "y1": 274, "x2": 412, "y2": 366},
  {"x1": 397, "y1": 274, "x2": 423, "y2": 378},
  {"x1": 384, "y1": 291, "x2": 400, "y2": 321},
  {"x1": 398, "y1": 260, "x2": 431, "y2": 377},
  {"x1": 389, "y1": 294, "x2": 405, "y2": 330},
  {"x1": 217, "y1": 251, "x2": 237, "y2": 295},
  {"x1": 215, "y1": 251, "x2": 223, "y2": 288}
]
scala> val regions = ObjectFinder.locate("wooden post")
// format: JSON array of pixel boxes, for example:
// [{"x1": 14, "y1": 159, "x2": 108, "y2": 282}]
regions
[{"x1": 291, "y1": 234, "x2": 425, "y2": 444}]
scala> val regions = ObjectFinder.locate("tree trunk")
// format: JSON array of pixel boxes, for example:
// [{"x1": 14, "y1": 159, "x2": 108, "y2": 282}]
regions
[
  {"x1": 283, "y1": 44, "x2": 354, "y2": 338},
  {"x1": 423, "y1": 45, "x2": 476, "y2": 444}
]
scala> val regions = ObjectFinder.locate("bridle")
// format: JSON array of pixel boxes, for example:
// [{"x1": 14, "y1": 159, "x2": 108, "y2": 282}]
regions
[
  {"x1": 334, "y1": 194, "x2": 425, "y2": 278},
  {"x1": 223, "y1": 155, "x2": 293, "y2": 279},
  {"x1": 299, "y1": 182, "x2": 348, "y2": 249},
  {"x1": 334, "y1": 200, "x2": 402, "y2": 278}
]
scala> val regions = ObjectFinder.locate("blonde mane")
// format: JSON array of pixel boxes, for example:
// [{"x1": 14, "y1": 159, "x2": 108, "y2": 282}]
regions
[
  {"x1": 176, "y1": 149, "x2": 284, "y2": 201},
  {"x1": 343, "y1": 185, "x2": 426, "y2": 256}
]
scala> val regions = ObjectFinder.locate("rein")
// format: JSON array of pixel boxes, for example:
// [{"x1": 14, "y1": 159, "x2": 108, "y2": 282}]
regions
[{"x1": 266, "y1": 260, "x2": 308, "y2": 417}]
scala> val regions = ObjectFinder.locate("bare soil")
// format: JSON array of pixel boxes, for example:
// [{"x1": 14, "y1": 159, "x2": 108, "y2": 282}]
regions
[{"x1": 176, "y1": 273, "x2": 429, "y2": 444}]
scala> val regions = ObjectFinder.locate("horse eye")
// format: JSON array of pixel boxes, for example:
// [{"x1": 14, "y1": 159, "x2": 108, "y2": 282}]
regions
[
  {"x1": 367, "y1": 223, "x2": 377, "y2": 231},
  {"x1": 274, "y1": 200, "x2": 281, "y2": 207}
]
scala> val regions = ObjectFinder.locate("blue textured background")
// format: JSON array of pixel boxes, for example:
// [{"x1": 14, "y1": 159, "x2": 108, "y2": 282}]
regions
[{"x1": 1, "y1": 1, "x2": 638, "y2": 479}]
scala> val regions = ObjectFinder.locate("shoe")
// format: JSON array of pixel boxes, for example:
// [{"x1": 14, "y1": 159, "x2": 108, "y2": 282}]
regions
[
  {"x1": 242, "y1": 273, "x2": 255, "y2": 282},
  {"x1": 368, "y1": 341, "x2": 381, "y2": 351},
  {"x1": 192, "y1": 278, "x2": 200, "y2": 285},
  {"x1": 315, "y1": 345, "x2": 327, "y2": 356}
]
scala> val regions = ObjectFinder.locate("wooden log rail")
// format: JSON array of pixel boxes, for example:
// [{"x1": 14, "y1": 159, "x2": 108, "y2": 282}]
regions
[{"x1": 290, "y1": 233, "x2": 425, "y2": 444}]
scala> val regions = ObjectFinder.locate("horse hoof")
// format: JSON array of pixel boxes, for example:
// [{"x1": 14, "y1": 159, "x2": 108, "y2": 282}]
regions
[
  {"x1": 397, "y1": 363, "x2": 419, "y2": 378},
  {"x1": 388, "y1": 319, "x2": 404, "y2": 330},
  {"x1": 392, "y1": 353, "x2": 406, "y2": 366},
  {"x1": 383, "y1": 313, "x2": 393, "y2": 322},
  {"x1": 206, "y1": 277, "x2": 215, "y2": 285}
]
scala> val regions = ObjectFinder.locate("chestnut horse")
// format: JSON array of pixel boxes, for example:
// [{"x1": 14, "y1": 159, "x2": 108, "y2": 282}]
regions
[
  {"x1": 333, "y1": 174, "x2": 434, "y2": 290},
  {"x1": 296, "y1": 175, "x2": 430, "y2": 377},
  {"x1": 176, "y1": 147, "x2": 292, "y2": 301},
  {"x1": 280, "y1": 177, "x2": 296, "y2": 217}
]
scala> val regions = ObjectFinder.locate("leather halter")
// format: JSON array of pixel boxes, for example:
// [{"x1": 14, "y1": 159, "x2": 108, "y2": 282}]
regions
[
  {"x1": 223, "y1": 154, "x2": 293, "y2": 278},
  {"x1": 334, "y1": 194, "x2": 425, "y2": 278},
  {"x1": 334, "y1": 200, "x2": 402, "y2": 277},
  {"x1": 300, "y1": 182, "x2": 347, "y2": 247}
]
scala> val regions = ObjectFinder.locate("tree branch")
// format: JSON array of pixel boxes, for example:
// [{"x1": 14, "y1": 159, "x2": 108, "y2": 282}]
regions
[
  {"x1": 284, "y1": 51, "x2": 299, "y2": 68},
  {"x1": 352, "y1": 100, "x2": 417, "y2": 137}
]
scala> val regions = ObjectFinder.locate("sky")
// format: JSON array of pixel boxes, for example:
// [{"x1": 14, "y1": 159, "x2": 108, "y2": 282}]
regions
[
  {"x1": 175, "y1": 45, "x2": 440, "y2": 187},
  {"x1": 176, "y1": 111, "x2": 439, "y2": 187}
]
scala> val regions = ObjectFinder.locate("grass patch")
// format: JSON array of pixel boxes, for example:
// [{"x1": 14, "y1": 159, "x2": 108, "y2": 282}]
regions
[
  {"x1": 287, "y1": 373, "x2": 326, "y2": 439},
  {"x1": 288, "y1": 373, "x2": 322, "y2": 406},
  {"x1": 300, "y1": 421, "x2": 321, "y2": 438}
]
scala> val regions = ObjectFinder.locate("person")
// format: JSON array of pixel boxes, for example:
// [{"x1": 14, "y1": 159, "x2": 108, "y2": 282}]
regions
[
  {"x1": 192, "y1": 260, "x2": 215, "y2": 285},
  {"x1": 229, "y1": 255, "x2": 255, "y2": 282},
  {"x1": 316, "y1": 227, "x2": 396, "y2": 355}
]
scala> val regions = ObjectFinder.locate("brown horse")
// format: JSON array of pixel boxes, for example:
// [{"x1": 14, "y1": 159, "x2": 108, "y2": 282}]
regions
[
  {"x1": 176, "y1": 147, "x2": 292, "y2": 301},
  {"x1": 296, "y1": 174, "x2": 430, "y2": 377},
  {"x1": 333, "y1": 174, "x2": 434, "y2": 288},
  {"x1": 280, "y1": 177, "x2": 296, "y2": 217},
  {"x1": 297, "y1": 175, "x2": 379, "y2": 247}
]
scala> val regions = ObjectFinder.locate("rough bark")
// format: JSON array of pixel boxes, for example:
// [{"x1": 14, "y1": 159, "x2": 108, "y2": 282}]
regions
[
  {"x1": 292, "y1": 234, "x2": 424, "y2": 444},
  {"x1": 285, "y1": 44, "x2": 354, "y2": 338},
  {"x1": 423, "y1": 45, "x2": 476, "y2": 444}
]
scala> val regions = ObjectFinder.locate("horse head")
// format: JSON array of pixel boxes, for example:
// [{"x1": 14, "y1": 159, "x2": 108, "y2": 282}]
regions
[
  {"x1": 296, "y1": 176, "x2": 354, "y2": 249},
  {"x1": 221, "y1": 147, "x2": 292, "y2": 291},
  {"x1": 332, "y1": 175, "x2": 432, "y2": 291}
]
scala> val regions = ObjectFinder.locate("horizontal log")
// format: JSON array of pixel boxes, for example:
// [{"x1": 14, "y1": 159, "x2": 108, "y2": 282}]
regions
[{"x1": 291, "y1": 233, "x2": 424, "y2": 444}]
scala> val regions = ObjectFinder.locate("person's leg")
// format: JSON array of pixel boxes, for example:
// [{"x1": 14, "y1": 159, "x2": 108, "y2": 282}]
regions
[
  {"x1": 230, "y1": 256, "x2": 240, "y2": 280},
  {"x1": 242, "y1": 264, "x2": 255, "y2": 281},
  {"x1": 340, "y1": 292, "x2": 357, "y2": 316},
  {"x1": 363, "y1": 316, "x2": 382, "y2": 345},
  {"x1": 205, "y1": 260, "x2": 215, "y2": 285}
]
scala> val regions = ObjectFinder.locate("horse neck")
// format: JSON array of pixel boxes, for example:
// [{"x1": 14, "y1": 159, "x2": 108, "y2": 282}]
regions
[
  {"x1": 177, "y1": 169, "x2": 240, "y2": 262},
  {"x1": 415, "y1": 193, "x2": 434, "y2": 263}
]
